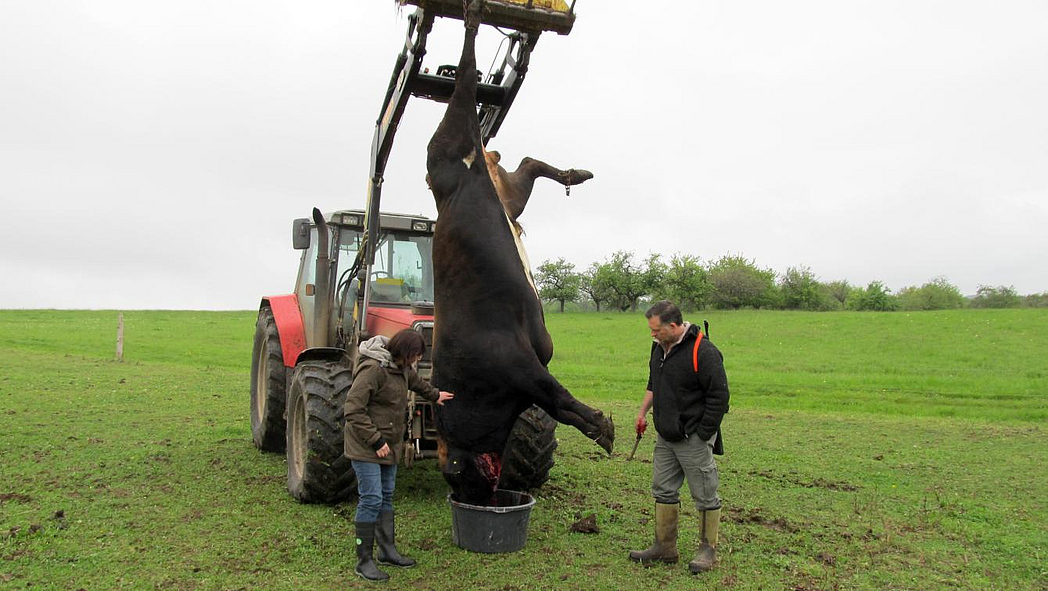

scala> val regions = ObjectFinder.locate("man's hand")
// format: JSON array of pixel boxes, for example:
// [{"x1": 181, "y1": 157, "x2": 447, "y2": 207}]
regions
[
  {"x1": 635, "y1": 414, "x2": 647, "y2": 436},
  {"x1": 437, "y1": 391, "x2": 455, "y2": 406},
  {"x1": 376, "y1": 443, "x2": 391, "y2": 458}
]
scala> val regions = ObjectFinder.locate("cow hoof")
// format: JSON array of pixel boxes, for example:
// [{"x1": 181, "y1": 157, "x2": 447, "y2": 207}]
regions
[
  {"x1": 464, "y1": 0, "x2": 483, "y2": 29},
  {"x1": 593, "y1": 415, "x2": 614, "y2": 455},
  {"x1": 559, "y1": 169, "x2": 594, "y2": 186}
]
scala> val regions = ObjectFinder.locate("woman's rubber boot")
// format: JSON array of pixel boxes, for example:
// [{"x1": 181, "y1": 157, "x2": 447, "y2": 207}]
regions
[
  {"x1": 628, "y1": 502, "x2": 679, "y2": 564},
  {"x1": 689, "y1": 508, "x2": 721, "y2": 574},
  {"x1": 354, "y1": 522, "x2": 389, "y2": 582},
  {"x1": 375, "y1": 511, "x2": 417, "y2": 568}
]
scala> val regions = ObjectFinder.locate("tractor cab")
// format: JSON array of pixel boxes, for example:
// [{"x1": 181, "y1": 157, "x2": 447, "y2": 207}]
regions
[{"x1": 290, "y1": 208, "x2": 437, "y2": 376}]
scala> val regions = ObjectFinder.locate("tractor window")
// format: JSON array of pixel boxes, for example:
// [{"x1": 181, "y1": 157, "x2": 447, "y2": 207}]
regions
[
  {"x1": 371, "y1": 232, "x2": 434, "y2": 304},
  {"x1": 337, "y1": 228, "x2": 364, "y2": 274},
  {"x1": 294, "y1": 224, "x2": 332, "y2": 334}
]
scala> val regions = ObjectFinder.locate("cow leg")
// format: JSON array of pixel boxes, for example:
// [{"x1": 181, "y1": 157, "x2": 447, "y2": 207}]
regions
[
  {"x1": 526, "y1": 371, "x2": 614, "y2": 455},
  {"x1": 492, "y1": 157, "x2": 595, "y2": 223},
  {"x1": 512, "y1": 158, "x2": 593, "y2": 191},
  {"x1": 426, "y1": 0, "x2": 485, "y2": 179}
]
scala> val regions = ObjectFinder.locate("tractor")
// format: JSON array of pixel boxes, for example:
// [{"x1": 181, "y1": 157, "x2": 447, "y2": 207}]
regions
[{"x1": 248, "y1": 0, "x2": 579, "y2": 503}]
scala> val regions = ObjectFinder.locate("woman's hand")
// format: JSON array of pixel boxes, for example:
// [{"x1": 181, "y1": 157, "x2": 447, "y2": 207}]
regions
[
  {"x1": 436, "y1": 391, "x2": 455, "y2": 406},
  {"x1": 376, "y1": 443, "x2": 391, "y2": 458}
]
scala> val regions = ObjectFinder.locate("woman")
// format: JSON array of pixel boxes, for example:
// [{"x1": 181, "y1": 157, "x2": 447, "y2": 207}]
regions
[{"x1": 343, "y1": 329, "x2": 454, "y2": 582}]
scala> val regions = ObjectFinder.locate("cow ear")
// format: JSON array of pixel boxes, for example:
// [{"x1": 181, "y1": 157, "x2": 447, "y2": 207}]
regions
[{"x1": 488, "y1": 150, "x2": 501, "y2": 164}]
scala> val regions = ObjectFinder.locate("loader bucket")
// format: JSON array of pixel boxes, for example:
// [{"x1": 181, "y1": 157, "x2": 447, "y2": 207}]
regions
[{"x1": 399, "y1": 0, "x2": 577, "y2": 35}]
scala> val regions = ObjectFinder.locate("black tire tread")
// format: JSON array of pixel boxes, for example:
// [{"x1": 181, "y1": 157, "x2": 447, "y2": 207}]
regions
[
  {"x1": 250, "y1": 307, "x2": 287, "y2": 452},
  {"x1": 287, "y1": 361, "x2": 357, "y2": 503},
  {"x1": 499, "y1": 405, "x2": 557, "y2": 491}
]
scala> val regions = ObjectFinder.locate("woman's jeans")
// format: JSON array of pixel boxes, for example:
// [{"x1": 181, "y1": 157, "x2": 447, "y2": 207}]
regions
[{"x1": 351, "y1": 460, "x2": 397, "y2": 523}]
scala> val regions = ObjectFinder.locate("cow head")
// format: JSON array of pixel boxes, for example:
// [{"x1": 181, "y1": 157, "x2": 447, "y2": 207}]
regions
[{"x1": 441, "y1": 444, "x2": 502, "y2": 505}]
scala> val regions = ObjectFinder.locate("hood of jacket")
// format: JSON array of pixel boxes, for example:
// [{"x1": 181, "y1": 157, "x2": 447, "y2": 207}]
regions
[{"x1": 358, "y1": 335, "x2": 397, "y2": 369}]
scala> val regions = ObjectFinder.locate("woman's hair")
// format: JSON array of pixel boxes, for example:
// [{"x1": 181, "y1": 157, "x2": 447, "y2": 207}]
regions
[{"x1": 387, "y1": 329, "x2": 426, "y2": 364}]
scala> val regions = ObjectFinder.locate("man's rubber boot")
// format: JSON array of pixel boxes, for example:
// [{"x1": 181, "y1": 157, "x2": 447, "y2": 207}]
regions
[
  {"x1": 375, "y1": 511, "x2": 417, "y2": 568},
  {"x1": 628, "y1": 502, "x2": 680, "y2": 564},
  {"x1": 354, "y1": 522, "x2": 389, "y2": 582},
  {"x1": 689, "y1": 508, "x2": 721, "y2": 574}
]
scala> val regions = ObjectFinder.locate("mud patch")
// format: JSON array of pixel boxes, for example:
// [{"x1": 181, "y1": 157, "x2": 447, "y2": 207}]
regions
[
  {"x1": 726, "y1": 507, "x2": 798, "y2": 533},
  {"x1": 0, "y1": 493, "x2": 31, "y2": 504},
  {"x1": 333, "y1": 505, "x2": 355, "y2": 522},
  {"x1": 748, "y1": 470, "x2": 859, "y2": 492},
  {"x1": 584, "y1": 563, "x2": 605, "y2": 575},
  {"x1": 53, "y1": 510, "x2": 67, "y2": 529},
  {"x1": 415, "y1": 537, "x2": 438, "y2": 551},
  {"x1": 569, "y1": 513, "x2": 599, "y2": 534},
  {"x1": 541, "y1": 482, "x2": 588, "y2": 505},
  {"x1": 182, "y1": 510, "x2": 204, "y2": 522},
  {"x1": 816, "y1": 551, "x2": 836, "y2": 566},
  {"x1": 243, "y1": 474, "x2": 283, "y2": 486}
]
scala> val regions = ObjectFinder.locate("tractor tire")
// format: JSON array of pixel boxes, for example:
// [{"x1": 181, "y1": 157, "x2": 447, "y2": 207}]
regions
[
  {"x1": 250, "y1": 307, "x2": 287, "y2": 452},
  {"x1": 499, "y1": 405, "x2": 558, "y2": 491},
  {"x1": 286, "y1": 360, "x2": 357, "y2": 503}
]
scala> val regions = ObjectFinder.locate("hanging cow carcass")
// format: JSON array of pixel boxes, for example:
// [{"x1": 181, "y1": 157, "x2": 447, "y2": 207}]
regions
[{"x1": 427, "y1": 0, "x2": 614, "y2": 505}]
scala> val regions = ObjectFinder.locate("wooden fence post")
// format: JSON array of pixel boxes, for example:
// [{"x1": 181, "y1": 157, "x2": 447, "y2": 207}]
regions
[{"x1": 116, "y1": 313, "x2": 124, "y2": 362}]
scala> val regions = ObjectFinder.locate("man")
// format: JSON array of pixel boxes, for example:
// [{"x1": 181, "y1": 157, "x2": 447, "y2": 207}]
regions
[{"x1": 629, "y1": 300, "x2": 729, "y2": 574}]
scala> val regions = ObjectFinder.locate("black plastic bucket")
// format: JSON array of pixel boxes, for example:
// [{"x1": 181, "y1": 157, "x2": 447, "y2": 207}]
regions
[{"x1": 448, "y1": 489, "x2": 536, "y2": 553}]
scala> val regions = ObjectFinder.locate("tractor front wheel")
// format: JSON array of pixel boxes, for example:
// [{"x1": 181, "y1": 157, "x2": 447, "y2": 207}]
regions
[
  {"x1": 250, "y1": 307, "x2": 287, "y2": 452},
  {"x1": 499, "y1": 405, "x2": 558, "y2": 491},
  {"x1": 286, "y1": 360, "x2": 357, "y2": 503}
]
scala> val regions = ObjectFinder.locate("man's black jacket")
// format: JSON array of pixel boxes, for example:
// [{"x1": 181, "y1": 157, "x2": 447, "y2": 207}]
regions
[{"x1": 647, "y1": 323, "x2": 729, "y2": 454}]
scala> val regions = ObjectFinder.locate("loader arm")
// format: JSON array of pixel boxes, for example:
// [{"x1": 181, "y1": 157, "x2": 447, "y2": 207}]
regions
[{"x1": 359, "y1": 1, "x2": 576, "y2": 336}]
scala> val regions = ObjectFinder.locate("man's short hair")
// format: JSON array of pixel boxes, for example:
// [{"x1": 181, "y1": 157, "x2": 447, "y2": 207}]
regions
[
  {"x1": 387, "y1": 329, "x2": 426, "y2": 363},
  {"x1": 645, "y1": 300, "x2": 683, "y2": 326}
]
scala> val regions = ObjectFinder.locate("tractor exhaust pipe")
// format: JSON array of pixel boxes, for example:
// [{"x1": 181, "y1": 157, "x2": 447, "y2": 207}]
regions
[{"x1": 312, "y1": 207, "x2": 331, "y2": 348}]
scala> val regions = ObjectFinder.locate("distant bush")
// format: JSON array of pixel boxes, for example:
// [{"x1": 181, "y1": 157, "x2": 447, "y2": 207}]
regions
[
  {"x1": 897, "y1": 276, "x2": 967, "y2": 311},
  {"x1": 847, "y1": 281, "x2": 899, "y2": 311},
  {"x1": 970, "y1": 285, "x2": 1021, "y2": 309},
  {"x1": 819, "y1": 280, "x2": 851, "y2": 310},
  {"x1": 707, "y1": 255, "x2": 778, "y2": 310},
  {"x1": 780, "y1": 266, "x2": 838, "y2": 311},
  {"x1": 1024, "y1": 292, "x2": 1048, "y2": 308},
  {"x1": 550, "y1": 250, "x2": 1042, "y2": 314}
]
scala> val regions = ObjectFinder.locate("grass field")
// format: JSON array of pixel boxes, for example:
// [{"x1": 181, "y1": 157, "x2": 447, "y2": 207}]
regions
[{"x1": 1, "y1": 309, "x2": 1045, "y2": 589}]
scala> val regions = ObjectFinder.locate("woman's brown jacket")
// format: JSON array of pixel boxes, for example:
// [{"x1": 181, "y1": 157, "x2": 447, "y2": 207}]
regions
[{"x1": 343, "y1": 356, "x2": 440, "y2": 465}]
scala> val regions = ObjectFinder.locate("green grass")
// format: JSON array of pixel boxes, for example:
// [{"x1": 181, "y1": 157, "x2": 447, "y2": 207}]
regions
[
  {"x1": 1, "y1": 309, "x2": 1045, "y2": 589},
  {"x1": 546, "y1": 309, "x2": 1048, "y2": 422}
]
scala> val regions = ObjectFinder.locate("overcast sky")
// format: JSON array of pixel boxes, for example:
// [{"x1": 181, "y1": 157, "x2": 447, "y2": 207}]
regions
[{"x1": 2, "y1": 1, "x2": 1046, "y2": 310}]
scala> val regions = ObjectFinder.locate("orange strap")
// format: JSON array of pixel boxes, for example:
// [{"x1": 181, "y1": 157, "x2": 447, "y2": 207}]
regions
[{"x1": 692, "y1": 331, "x2": 704, "y2": 373}]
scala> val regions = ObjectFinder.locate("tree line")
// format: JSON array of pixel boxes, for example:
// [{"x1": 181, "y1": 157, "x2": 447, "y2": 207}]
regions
[{"x1": 534, "y1": 252, "x2": 1048, "y2": 313}]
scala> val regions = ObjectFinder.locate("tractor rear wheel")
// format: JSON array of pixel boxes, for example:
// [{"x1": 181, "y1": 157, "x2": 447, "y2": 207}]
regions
[
  {"x1": 499, "y1": 405, "x2": 558, "y2": 491},
  {"x1": 286, "y1": 360, "x2": 357, "y2": 503},
  {"x1": 250, "y1": 307, "x2": 287, "y2": 452}
]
